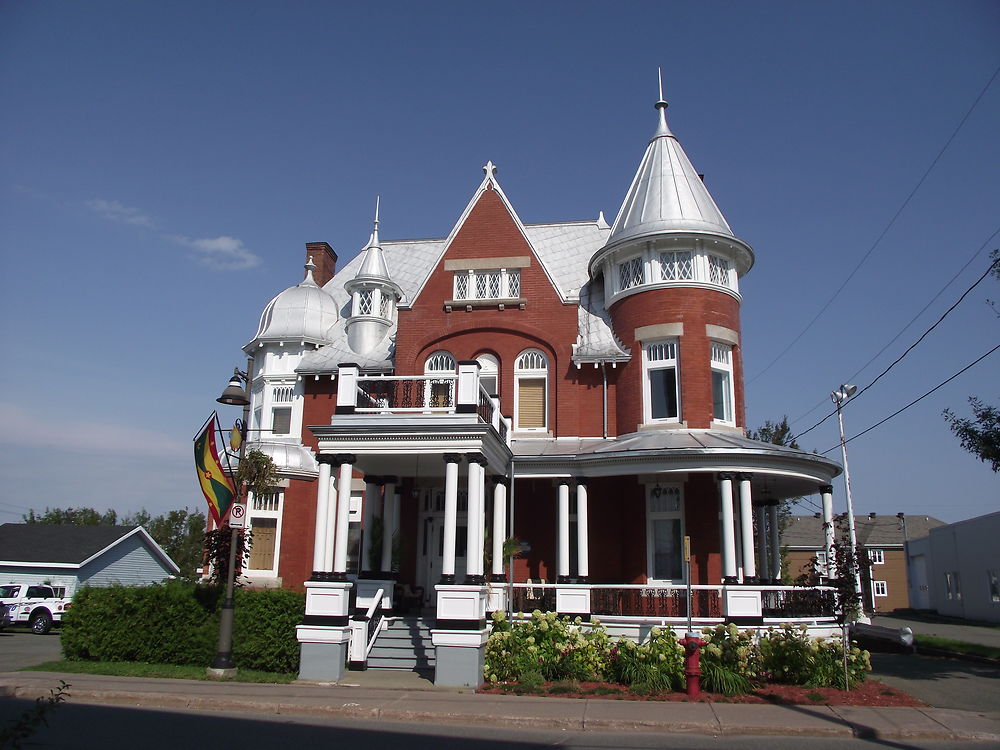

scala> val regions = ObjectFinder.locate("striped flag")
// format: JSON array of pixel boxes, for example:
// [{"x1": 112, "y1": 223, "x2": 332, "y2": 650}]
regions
[{"x1": 193, "y1": 412, "x2": 236, "y2": 524}]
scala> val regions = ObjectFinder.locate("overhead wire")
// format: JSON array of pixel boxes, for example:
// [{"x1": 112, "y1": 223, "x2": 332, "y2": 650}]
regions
[
  {"x1": 791, "y1": 255, "x2": 1000, "y2": 443},
  {"x1": 789, "y1": 226, "x2": 1000, "y2": 429},
  {"x1": 820, "y1": 342, "x2": 1000, "y2": 455},
  {"x1": 748, "y1": 63, "x2": 1000, "y2": 385}
]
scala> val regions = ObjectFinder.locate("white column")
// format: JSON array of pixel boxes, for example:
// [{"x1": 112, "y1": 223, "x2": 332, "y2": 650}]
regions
[
  {"x1": 576, "y1": 481, "x2": 589, "y2": 579},
  {"x1": 380, "y1": 477, "x2": 397, "y2": 574},
  {"x1": 756, "y1": 504, "x2": 770, "y2": 582},
  {"x1": 821, "y1": 485, "x2": 836, "y2": 578},
  {"x1": 362, "y1": 478, "x2": 381, "y2": 574},
  {"x1": 491, "y1": 481, "x2": 507, "y2": 578},
  {"x1": 557, "y1": 481, "x2": 570, "y2": 581},
  {"x1": 738, "y1": 474, "x2": 757, "y2": 582},
  {"x1": 466, "y1": 458, "x2": 485, "y2": 579},
  {"x1": 312, "y1": 458, "x2": 333, "y2": 574},
  {"x1": 441, "y1": 454, "x2": 460, "y2": 580},
  {"x1": 719, "y1": 474, "x2": 737, "y2": 583},
  {"x1": 767, "y1": 501, "x2": 782, "y2": 583},
  {"x1": 332, "y1": 456, "x2": 354, "y2": 575}
]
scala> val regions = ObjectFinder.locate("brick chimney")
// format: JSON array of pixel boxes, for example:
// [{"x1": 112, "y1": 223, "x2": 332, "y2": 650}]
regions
[{"x1": 305, "y1": 242, "x2": 337, "y2": 287}]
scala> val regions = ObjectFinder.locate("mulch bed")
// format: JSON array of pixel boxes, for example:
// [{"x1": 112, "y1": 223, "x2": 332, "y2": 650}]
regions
[{"x1": 478, "y1": 679, "x2": 925, "y2": 707}]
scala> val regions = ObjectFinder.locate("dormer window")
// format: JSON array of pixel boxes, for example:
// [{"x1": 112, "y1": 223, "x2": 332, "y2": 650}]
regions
[{"x1": 454, "y1": 269, "x2": 520, "y2": 301}]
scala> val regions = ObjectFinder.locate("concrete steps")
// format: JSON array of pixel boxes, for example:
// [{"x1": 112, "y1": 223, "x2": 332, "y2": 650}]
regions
[{"x1": 365, "y1": 616, "x2": 435, "y2": 671}]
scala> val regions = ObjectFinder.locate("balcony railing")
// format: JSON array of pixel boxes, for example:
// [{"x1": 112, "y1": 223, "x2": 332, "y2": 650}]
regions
[{"x1": 356, "y1": 375, "x2": 456, "y2": 413}]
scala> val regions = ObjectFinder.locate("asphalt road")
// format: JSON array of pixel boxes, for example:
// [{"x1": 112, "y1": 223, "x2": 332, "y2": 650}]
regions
[
  {"x1": 869, "y1": 651, "x2": 1000, "y2": 713},
  {"x1": 0, "y1": 629, "x2": 62, "y2": 671},
  {"x1": 0, "y1": 700, "x2": 986, "y2": 750}
]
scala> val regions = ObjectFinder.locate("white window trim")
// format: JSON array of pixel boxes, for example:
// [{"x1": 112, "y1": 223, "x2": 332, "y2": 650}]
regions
[
  {"x1": 869, "y1": 548, "x2": 885, "y2": 565},
  {"x1": 453, "y1": 268, "x2": 521, "y2": 301},
  {"x1": 645, "y1": 484, "x2": 685, "y2": 584},
  {"x1": 475, "y1": 353, "x2": 500, "y2": 397},
  {"x1": 514, "y1": 349, "x2": 548, "y2": 432},
  {"x1": 642, "y1": 339, "x2": 681, "y2": 424},
  {"x1": 873, "y1": 580, "x2": 888, "y2": 597},
  {"x1": 424, "y1": 351, "x2": 457, "y2": 408},
  {"x1": 246, "y1": 490, "x2": 283, "y2": 576},
  {"x1": 710, "y1": 341, "x2": 736, "y2": 427}
]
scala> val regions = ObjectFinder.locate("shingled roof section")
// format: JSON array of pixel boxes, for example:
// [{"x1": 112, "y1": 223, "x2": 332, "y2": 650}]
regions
[
  {"x1": 0, "y1": 523, "x2": 138, "y2": 564},
  {"x1": 782, "y1": 514, "x2": 946, "y2": 549}
]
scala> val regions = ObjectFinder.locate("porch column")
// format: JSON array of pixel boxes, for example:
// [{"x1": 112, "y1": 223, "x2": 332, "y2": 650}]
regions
[
  {"x1": 767, "y1": 499, "x2": 782, "y2": 583},
  {"x1": 820, "y1": 484, "x2": 836, "y2": 578},
  {"x1": 380, "y1": 476, "x2": 398, "y2": 574},
  {"x1": 576, "y1": 481, "x2": 589, "y2": 581},
  {"x1": 756, "y1": 503, "x2": 770, "y2": 583},
  {"x1": 491, "y1": 479, "x2": 507, "y2": 580},
  {"x1": 718, "y1": 473, "x2": 738, "y2": 583},
  {"x1": 361, "y1": 476, "x2": 381, "y2": 576},
  {"x1": 312, "y1": 457, "x2": 334, "y2": 575},
  {"x1": 738, "y1": 474, "x2": 757, "y2": 583},
  {"x1": 466, "y1": 456, "x2": 487, "y2": 582},
  {"x1": 441, "y1": 454, "x2": 461, "y2": 582},
  {"x1": 332, "y1": 454, "x2": 356, "y2": 577},
  {"x1": 557, "y1": 480, "x2": 571, "y2": 582}
]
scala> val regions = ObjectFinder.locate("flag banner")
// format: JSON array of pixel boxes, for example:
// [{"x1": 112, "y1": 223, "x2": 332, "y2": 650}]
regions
[{"x1": 194, "y1": 411, "x2": 236, "y2": 524}]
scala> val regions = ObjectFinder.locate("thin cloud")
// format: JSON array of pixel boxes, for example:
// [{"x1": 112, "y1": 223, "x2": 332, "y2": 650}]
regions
[
  {"x1": 170, "y1": 234, "x2": 262, "y2": 271},
  {"x1": 0, "y1": 403, "x2": 188, "y2": 460},
  {"x1": 84, "y1": 198, "x2": 157, "y2": 228}
]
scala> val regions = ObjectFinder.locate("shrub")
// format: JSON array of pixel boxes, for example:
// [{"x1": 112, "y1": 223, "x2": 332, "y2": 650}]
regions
[
  {"x1": 61, "y1": 583, "x2": 304, "y2": 673},
  {"x1": 759, "y1": 624, "x2": 870, "y2": 689},
  {"x1": 608, "y1": 628, "x2": 683, "y2": 692}
]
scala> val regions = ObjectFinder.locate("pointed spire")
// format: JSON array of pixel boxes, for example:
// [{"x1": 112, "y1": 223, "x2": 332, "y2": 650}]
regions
[
  {"x1": 653, "y1": 67, "x2": 673, "y2": 139},
  {"x1": 370, "y1": 196, "x2": 381, "y2": 249}
]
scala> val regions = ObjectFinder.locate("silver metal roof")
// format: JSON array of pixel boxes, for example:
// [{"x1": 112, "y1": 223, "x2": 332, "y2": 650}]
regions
[
  {"x1": 605, "y1": 100, "x2": 736, "y2": 249},
  {"x1": 248, "y1": 260, "x2": 340, "y2": 348},
  {"x1": 783, "y1": 514, "x2": 946, "y2": 548}
]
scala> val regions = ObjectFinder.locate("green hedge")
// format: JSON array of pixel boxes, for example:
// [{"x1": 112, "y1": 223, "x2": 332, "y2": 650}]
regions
[{"x1": 61, "y1": 583, "x2": 304, "y2": 673}]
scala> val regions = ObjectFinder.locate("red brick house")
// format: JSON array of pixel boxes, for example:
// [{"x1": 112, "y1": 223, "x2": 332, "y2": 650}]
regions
[{"x1": 232, "y1": 90, "x2": 843, "y2": 685}]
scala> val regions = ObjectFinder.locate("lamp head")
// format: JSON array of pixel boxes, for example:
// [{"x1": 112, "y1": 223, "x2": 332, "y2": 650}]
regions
[
  {"x1": 831, "y1": 384, "x2": 858, "y2": 403},
  {"x1": 217, "y1": 370, "x2": 250, "y2": 406}
]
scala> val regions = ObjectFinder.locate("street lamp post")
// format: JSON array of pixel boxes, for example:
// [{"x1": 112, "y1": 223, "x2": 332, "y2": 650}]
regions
[
  {"x1": 831, "y1": 384, "x2": 864, "y2": 618},
  {"x1": 208, "y1": 357, "x2": 254, "y2": 678}
]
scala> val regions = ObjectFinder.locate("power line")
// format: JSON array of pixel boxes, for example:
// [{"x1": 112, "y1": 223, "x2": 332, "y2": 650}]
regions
[
  {"x1": 820, "y1": 343, "x2": 1000, "y2": 455},
  {"x1": 748, "y1": 63, "x2": 1000, "y2": 385},
  {"x1": 792, "y1": 255, "x2": 1000, "y2": 443},
  {"x1": 789, "y1": 227, "x2": 1000, "y2": 429}
]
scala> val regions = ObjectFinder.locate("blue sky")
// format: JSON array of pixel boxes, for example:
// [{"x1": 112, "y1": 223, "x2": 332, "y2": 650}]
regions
[{"x1": 1, "y1": 1, "x2": 997, "y2": 525}]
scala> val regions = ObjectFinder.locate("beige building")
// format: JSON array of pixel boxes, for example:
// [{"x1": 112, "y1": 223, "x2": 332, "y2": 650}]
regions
[{"x1": 783, "y1": 513, "x2": 944, "y2": 614}]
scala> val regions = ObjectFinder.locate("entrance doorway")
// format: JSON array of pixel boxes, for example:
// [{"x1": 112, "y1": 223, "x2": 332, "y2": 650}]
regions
[{"x1": 415, "y1": 488, "x2": 467, "y2": 607}]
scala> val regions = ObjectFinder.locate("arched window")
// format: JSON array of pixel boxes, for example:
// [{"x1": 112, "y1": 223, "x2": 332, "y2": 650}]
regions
[
  {"x1": 514, "y1": 349, "x2": 548, "y2": 431},
  {"x1": 475, "y1": 353, "x2": 499, "y2": 397},
  {"x1": 424, "y1": 351, "x2": 456, "y2": 408}
]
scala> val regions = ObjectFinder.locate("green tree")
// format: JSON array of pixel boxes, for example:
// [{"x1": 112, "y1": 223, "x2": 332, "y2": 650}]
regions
[
  {"x1": 23, "y1": 507, "x2": 118, "y2": 525},
  {"x1": 749, "y1": 416, "x2": 801, "y2": 583}
]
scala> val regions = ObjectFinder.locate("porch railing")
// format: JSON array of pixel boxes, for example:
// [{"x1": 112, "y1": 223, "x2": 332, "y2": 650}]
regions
[
  {"x1": 356, "y1": 375, "x2": 456, "y2": 413},
  {"x1": 761, "y1": 586, "x2": 838, "y2": 619},
  {"x1": 592, "y1": 585, "x2": 723, "y2": 619}
]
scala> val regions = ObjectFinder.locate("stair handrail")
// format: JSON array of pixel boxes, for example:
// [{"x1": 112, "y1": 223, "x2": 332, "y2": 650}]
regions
[{"x1": 364, "y1": 587, "x2": 385, "y2": 659}]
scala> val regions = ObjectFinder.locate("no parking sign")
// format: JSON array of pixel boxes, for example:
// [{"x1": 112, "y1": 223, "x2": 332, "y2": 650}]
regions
[{"x1": 228, "y1": 502, "x2": 247, "y2": 528}]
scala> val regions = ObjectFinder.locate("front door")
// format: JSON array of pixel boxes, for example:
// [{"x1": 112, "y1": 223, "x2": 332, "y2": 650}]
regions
[{"x1": 416, "y1": 489, "x2": 467, "y2": 607}]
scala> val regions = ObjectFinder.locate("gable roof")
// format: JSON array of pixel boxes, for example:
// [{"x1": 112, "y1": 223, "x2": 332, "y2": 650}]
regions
[
  {"x1": 782, "y1": 514, "x2": 946, "y2": 548},
  {"x1": 0, "y1": 524, "x2": 180, "y2": 573}
]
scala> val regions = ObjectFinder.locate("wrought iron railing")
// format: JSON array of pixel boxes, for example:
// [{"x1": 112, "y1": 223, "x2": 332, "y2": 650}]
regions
[
  {"x1": 761, "y1": 586, "x2": 838, "y2": 619},
  {"x1": 591, "y1": 586, "x2": 723, "y2": 619},
  {"x1": 355, "y1": 375, "x2": 456, "y2": 412},
  {"x1": 510, "y1": 583, "x2": 557, "y2": 613}
]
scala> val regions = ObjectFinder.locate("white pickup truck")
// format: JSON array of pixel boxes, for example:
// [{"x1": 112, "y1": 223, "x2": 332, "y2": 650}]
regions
[{"x1": 0, "y1": 584, "x2": 72, "y2": 634}]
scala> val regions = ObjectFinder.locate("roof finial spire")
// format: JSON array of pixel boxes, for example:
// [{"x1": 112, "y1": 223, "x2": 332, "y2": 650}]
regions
[
  {"x1": 653, "y1": 67, "x2": 672, "y2": 139},
  {"x1": 371, "y1": 196, "x2": 381, "y2": 247},
  {"x1": 302, "y1": 254, "x2": 318, "y2": 285}
]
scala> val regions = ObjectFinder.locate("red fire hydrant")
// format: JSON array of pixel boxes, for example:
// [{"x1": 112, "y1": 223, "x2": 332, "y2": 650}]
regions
[{"x1": 678, "y1": 633, "x2": 707, "y2": 698}]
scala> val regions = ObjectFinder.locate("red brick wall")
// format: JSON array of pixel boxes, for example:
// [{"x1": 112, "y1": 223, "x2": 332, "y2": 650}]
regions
[
  {"x1": 609, "y1": 287, "x2": 744, "y2": 432},
  {"x1": 394, "y1": 185, "x2": 608, "y2": 438}
]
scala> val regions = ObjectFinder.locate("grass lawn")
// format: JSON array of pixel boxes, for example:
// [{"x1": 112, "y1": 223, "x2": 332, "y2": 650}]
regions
[
  {"x1": 22, "y1": 660, "x2": 297, "y2": 683},
  {"x1": 915, "y1": 636, "x2": 1000, "y2": 661}
]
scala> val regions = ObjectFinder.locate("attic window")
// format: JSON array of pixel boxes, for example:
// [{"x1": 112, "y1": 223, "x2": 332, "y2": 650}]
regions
[{"x1": 454, "y1": 269, "x2": 520, "y2": 301}]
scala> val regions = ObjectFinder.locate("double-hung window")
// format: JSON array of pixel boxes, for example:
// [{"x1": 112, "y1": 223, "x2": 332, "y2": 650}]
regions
[
  {"x1": 514, "y1": 349, "x2": 548, "y2": 430},
  {"x1": 873, "y1": 581, "x2": 888, "y2": 597},
  {"x1": 868, "y1": 548, "x2": 884, "y2": 565},
  {"x1": 271, "y1": 385, "x2": 294, "y2": 435},
  {"x1": 647, "y1": 485, "x2": 684, "y2": 582},
  {"x1": 643, "y1": 340, "x2": 680, "y2": 422},
  {"x1": 710, "y1": 342, "x2": 735, "y2": 425}
]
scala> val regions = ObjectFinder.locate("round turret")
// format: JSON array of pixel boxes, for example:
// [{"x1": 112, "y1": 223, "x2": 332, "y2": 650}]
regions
[{"x1": 251, "y1": 259, "x2": 339, "y2": 348}]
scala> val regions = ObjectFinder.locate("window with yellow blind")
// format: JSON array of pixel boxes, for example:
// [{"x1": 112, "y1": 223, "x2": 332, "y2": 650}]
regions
[
  {"x1": 248, "y1": 518, "x2": 277, "y2": 571},
  {"x1": 515, "y1": 349, "x2": 548, "y2": 431}
]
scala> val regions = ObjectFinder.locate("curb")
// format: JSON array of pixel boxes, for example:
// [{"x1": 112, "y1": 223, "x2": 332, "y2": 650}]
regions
[{"x1": 4, "y1": 683, "x2": 998, "y2": 742}]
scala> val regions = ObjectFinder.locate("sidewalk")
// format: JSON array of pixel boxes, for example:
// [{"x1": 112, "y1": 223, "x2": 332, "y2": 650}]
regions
[{"x1": 2, "y1": 670, "x2": 999, "y2": 743}]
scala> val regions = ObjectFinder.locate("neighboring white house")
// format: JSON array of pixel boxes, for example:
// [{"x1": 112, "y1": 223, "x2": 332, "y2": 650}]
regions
[
  {"x1": 906, "y1": 510, "x2": 1000, "y2": 623},
  {"x1": 0, "y1": 524, "x2": 180, "y2": 596}
]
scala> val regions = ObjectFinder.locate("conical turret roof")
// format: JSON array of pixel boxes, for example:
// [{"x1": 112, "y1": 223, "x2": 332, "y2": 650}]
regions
[
  {"x1": 345, "y1": 198, "x2": 403, "y2": 300},
  {"x1": 605, "y1": 95, "x2": 736, "y2": 251}
]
